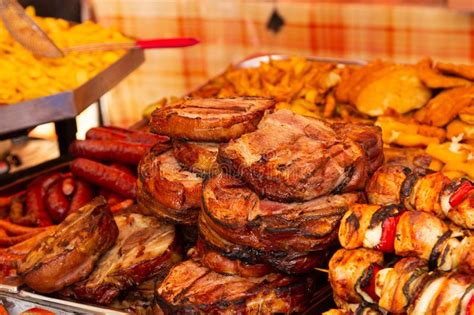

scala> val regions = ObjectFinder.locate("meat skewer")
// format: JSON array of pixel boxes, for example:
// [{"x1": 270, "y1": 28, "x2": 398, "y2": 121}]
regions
[
  {"x1": 366, "y1": 165, "x2": 474, "y2": 229},
  {"x1": 339, "y1": 205, "x2": 473, "y2": 273},
  {"x1": 328, "y1": 248, "x2": 474, "y2": 314}
]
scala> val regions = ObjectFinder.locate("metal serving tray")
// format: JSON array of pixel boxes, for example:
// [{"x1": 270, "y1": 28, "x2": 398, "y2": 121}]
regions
[
  {"x1": 236, "y1": 53, "x2": 366, "y2": 69},
  {"x1": 0, "y1": 290, "x2": 128, "y2": 315},
  {"x1": 0, "y1": 49, "x2": 145, "y2": 135}
]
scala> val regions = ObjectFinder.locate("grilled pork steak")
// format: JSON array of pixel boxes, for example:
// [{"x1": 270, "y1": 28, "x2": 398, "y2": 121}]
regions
[
  {"x1": 330, "y1": 121, "x2": 384, "y2": 174},
  {"x1": 218, "y1": 109, "x2": 370, "y2": 202},
  {"x1": 17, "y1": 197, "x2": 118, "y2": 293},
  {"x1": 155, "y1": 259, "x2": 314, "y2": 314},
  {"x1": 138, "y1": 147, "x2": 202, "y2": 225},
  {"x1": 196, "y1": 232, "x2": 274, "y2": 278},
  {"x1": 202, "y1": 173, "x2": 363, "y2": 253},
  {"x1": 63, "y1": 213, "x2": 181, "y2": 305},
  {"x1": 198, "y1": 210, "x2": 326, "y2": 274},
  {"x1": 173, "y1": 141, "x2": 220, "y2": 176},
  {"x1": 150, "y1": 97, "x2": 275, "y2": 142}
]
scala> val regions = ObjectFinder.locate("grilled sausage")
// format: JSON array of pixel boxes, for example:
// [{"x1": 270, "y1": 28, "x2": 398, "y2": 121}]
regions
[
  {"x1": 46, "y1": 180, "x2": 70, "y2": 223},
  {"x1": 71, "y1": 158, "x2": 136, "y2": 199},
  {"x1": 69, "y1": 179, "x2": 94, "y2": 212},
  {"x1": 23, "y1": 173, "x2": 63, "y2": 226},
  {"x1": 86, "y1": 126, "x2": 169, "y2": 145},
  {"x1": 69, "y1": 140, "x2": 151, "y2": 165}
]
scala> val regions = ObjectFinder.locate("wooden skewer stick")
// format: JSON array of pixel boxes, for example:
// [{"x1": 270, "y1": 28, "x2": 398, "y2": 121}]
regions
[{"x1": 314, "y1": 267, "x2": 329, "y2": 273}]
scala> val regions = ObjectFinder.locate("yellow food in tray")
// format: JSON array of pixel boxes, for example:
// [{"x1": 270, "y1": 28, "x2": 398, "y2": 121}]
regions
[{"x1": 0, "y1": 7, "x2": 131, "y2": 105}]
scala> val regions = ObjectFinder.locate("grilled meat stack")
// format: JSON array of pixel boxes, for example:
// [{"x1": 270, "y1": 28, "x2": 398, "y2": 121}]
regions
[
  {"x1": 139, "y1": 97, "x2": 275, "y2": 228},
  {"x1": 148, "y1": 101, "x2": 382, "y2": 313},
  {"x1": 200, "y1": 173, "x2": 363, "y2": 274},
  {"x1": 197, "y1": 109, "x2": 382, "y2": 275}
]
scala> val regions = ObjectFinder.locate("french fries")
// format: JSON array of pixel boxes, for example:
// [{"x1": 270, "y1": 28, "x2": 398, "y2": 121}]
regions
[
  {"x1": 0, "y1": 7, "x2": 131, "y2": 104},
  {"x1": 191, "y1": 56, "x2": 341, "y2": 118}
]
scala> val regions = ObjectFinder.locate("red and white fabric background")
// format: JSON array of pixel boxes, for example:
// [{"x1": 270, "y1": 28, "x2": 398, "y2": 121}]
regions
[{"x1": 89, "y1": 0, "x2": 474, "y2": 126}]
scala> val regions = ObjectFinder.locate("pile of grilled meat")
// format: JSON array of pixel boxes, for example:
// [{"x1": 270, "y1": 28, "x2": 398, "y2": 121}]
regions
[
  {"x1": 144, "y1": 97, "x2": 383, "y2": 313},
  {"x1": 12, "y1": 97, "x2": 389, "y2": 313}
]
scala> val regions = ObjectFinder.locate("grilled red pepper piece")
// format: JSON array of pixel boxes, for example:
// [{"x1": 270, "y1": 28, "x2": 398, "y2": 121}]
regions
[
  {"x1": 361, "y1": 263, "x2": 382, "y2": 302},
  {"x1": 467, "y1": 294, "x2": 474, "y2": 315},
  {"x1": 375, "y1": 214, "x2": 402, "y2": 253},
  {"x1": 449, "y1": 181, "x2": 473, "y2": 208}
]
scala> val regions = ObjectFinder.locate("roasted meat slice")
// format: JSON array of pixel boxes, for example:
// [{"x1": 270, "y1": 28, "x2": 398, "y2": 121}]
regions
[
  {"x1": 150, "y1": 97, "x2": 275, "y2": 142},
  {"x1": 218, "y1": 110, "x2": 370, "y2": 202},
  {"x1": 138, "y1": 148, "x2": 202, "y2": 225},
  {"x1": 330, "y1": 121, "x2": 384, "y2": 174},
  {"x1": 195, "y1": 238, "x2": 273, "y2": 278},
  {"x1": 17, "y1": 197, "x2": 118, "y2": 293},
  {"x1": 198, "y1": 211, "x2": 324, "y2": 274},
  {"x1": 328, "y1": 248, "x2": 384, "y2": 304},
  {"x1": 172, "y1": 141, "x2": 219, "y2": 176},
  {"x1": 202, "y1": 173, "x2": 362, "y2": 253},
  {"x1": 63, "y1": 213, "x2": 181, "y2": 305},
  {"x1": 155, "y1": 259, "x2": 314, "y2": 314}
]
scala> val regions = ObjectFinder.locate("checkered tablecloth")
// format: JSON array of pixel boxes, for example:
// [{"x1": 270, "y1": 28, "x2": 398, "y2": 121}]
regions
[{"x1": 89, "y1": 0, "x2": 474, "y2": 126}]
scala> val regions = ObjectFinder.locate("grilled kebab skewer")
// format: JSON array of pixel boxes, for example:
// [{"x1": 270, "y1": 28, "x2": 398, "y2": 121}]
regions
[
  {"x1": 366, "y1": 165, "x2": 474, "y2": 229},
  {"x1": 339, "y1": 205, "x2": 473, "y2": 273},
  {"x1": 328, "y1": 248, "x2": 474, "y2": 314}
]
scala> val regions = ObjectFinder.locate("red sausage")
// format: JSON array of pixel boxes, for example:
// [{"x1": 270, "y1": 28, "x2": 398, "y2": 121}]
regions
[
  {"x1": 85, "y1": 126, "x2": 169, "y2": 145},
  {"x1": 24, "y1": 173, "x2": 63, "y2": 227},
  {"x1": 0, "y1": 232, "x2": 42, "y2": 247},
  {"x1": 0, "y1": 220, "x2": 46, "y2": 236},
  {"x1": 69, "y1": 140, "x2": 151, "y2": 165},
  {"x1": 62, "y1": 177, "x2": 75, "y2": 196},
  {"x1": 46, "y1": 181, "x2": 70, "y2": 223},
  {"x1": 110, "y1": 163, "x2": 136, "y2": 177},
  {"x1": 69, "y1": 179, "x2": 94, "y2": 212},
  {"x1": 71, "y1": 158, "x2": 136, "y2": 199}
]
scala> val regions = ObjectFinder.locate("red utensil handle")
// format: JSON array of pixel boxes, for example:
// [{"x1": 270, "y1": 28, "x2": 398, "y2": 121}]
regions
[{"x1": 135, "y1": 38, "x2": 199, "y2": 49}]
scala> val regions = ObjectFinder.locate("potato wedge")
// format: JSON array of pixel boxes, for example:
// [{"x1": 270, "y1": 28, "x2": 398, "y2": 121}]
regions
[
  {"x1": 415, "y1": 58, "x2": 472, "y2": 89},
  {"x1": 354, "y1": 65, "x2": 431, "y2": 116},
  {"x1": 436, "y1": 62, "x2": 474, "y2": 81},
  {"x1": 414, "y1": 86, "x2": 474, "y2": 127}
]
